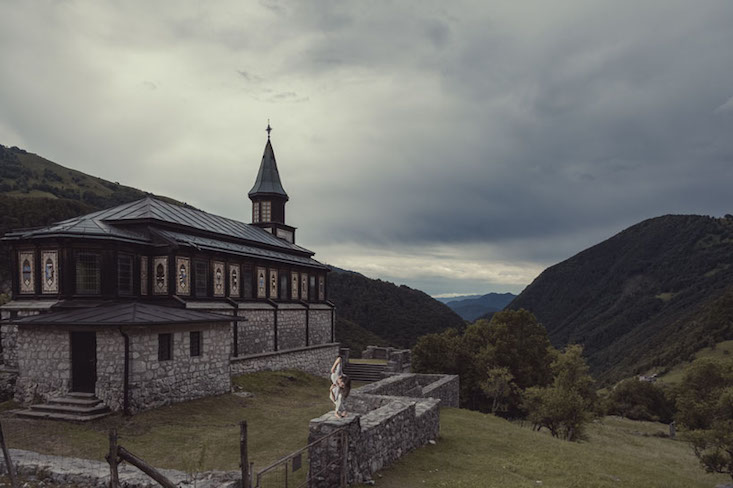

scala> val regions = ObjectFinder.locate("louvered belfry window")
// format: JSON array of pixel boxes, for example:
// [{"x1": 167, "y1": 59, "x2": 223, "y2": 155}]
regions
[{"x1": 76, "y1": 252, "x2": 101, "y2": 295}]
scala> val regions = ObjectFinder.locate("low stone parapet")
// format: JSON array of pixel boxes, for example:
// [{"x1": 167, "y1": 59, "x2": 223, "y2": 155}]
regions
[
  {"x1": 230, "y1": 343, "x2": 339, "y2": 377},
  {"x1": 308, "y1": 372, "x2": 456, "y2": 485}
]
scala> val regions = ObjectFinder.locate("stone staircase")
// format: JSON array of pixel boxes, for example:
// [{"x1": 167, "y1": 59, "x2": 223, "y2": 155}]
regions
[
  {"x1": 343, "y1": 362, "x2": 386, "y2": 382},
  {"x1": 17, "y1": 392, "x2": 112, "y2": 422}
]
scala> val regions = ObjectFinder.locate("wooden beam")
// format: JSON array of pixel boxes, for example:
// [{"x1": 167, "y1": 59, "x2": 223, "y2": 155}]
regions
[
  {"x1": 118, "y1": 446, "x2": 177, "y2": 488},
  {"x1": 240, "y1": 421, "x2": 250, "y2": 488}
]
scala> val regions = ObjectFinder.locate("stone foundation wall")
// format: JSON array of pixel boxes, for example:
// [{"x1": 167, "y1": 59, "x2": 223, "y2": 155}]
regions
[
  {"x1": 309, "y1": 373, "x2": 454, "y2": 485},
  {"x1": 231, "y1": 343, "x2": 339, "y2": 377},
  {"x1": 236, "y1": 308, "x2": 275, "y2": 355},
  {"x1": 277, "y1": 308, "x2": 307, "y2": 351},
  {"x1": 127, "y1": 323, "x2": 231, "y2": 413},
  {"x1": 15, "y1": 326, "x2": 70, "y2": 404},
  {"x1": 309, "y1": 309, "x2": 332, "y2": 345}
]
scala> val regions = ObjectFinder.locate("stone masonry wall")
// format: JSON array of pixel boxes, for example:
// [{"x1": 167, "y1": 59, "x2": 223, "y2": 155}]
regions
[
  {"x1": 1, "y1": 309, "x2": 43, "y2": 369},
  {"x1": 231, "y1": 343, "x2": 339, "y2": 377},
  {"x1": 308, "y1": 373, "x2": 454, "y2": 486},
  {"x1": 128, "y1": 323, "x2": 231, "y2": 413},
  {"x1": 277, "y1": 307, "x2": 307, "y2": 350},
  {"x1": 309, "y1": 309, "x2": 332, "y2": 345},
  {"x1": 237, "y1": 308, "x2": 275, "y2": 355},
  {"x1": 15, "y1": 326, "x2": 70, "y2": 404},
  {"x1": 94, "y1": 329, "x2": 125, "y2": 411}
]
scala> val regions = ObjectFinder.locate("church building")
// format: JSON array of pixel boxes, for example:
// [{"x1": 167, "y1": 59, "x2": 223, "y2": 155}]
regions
[{"x1": 0, "y1": 127, "x2": 338, "y2": 418}]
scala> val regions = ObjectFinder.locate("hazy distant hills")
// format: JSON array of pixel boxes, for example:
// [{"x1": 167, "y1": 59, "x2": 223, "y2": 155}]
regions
[
  {"x1": 509, "y1": 214, "x2": 733, "y2": 384},
  {"x1": 327, "y1": 266, "x2": 466, "y2": 353},
  {"x1": 441, "y1": 292, "x2": 517, "y2": 321}
]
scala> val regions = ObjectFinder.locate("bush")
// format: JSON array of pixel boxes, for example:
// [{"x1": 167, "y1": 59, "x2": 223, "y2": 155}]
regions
[{"x1": 605, "y1": 378, "x2": 675, "y2": 423}]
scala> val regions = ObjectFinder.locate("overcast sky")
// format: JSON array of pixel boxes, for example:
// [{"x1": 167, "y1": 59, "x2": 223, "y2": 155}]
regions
[{"x1": 1, "y1": 1, "x2": 732, "y2": 297}]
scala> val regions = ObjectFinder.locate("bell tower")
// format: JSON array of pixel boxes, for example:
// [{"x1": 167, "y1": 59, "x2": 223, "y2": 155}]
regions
[{"x1": 248, "y1": 123, "x2": 296, "y2": 243}]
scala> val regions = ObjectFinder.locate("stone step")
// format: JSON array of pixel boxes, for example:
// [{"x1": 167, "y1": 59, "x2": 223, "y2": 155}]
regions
[
  {"x1": 47, "y1": 396, "x2": 103, "y2": 407},
  {"x1": 29, "y1": 403, "x2": 110, "y2": 416},
  {"x1": 66, "y1": 392, "x2": 97, "y2": 399},
  {"x1": 16, "y1": 409, "x2": 112, "y2": 422}
]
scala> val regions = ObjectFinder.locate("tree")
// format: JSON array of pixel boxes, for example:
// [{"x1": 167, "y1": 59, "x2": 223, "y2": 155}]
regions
[
  {"x1": 480, "y1": 367, "x2": 516, "y2": 414},
  {"x1": 524, "y1": 345, "x2": 595, "y2": 441},
  {"x1": 413, "y1": 309, "x2": 556, "y2": 412},
  {"x1": 676, "y1": 358, "x2": 733, "y2": 480},
  {"x1": 605, "y1": 378, "x2": 675, "y2": 423}
]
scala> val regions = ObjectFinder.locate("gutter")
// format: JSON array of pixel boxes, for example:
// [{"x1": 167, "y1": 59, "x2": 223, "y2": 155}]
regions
[{"x1": 118, "y1": 326, "x2": 131, "y2": 416}]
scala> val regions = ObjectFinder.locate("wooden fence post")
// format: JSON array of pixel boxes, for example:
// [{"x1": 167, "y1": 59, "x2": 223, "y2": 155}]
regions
[
  {"x1": 0, "y1": 421, "x2": 18, "y2": 488},
  {"x1": 106, "y1": 429, "x2": 120, "y2": 488},
  {"x1": 240, "y1": 421, "x2": 250, "y2": 488}
]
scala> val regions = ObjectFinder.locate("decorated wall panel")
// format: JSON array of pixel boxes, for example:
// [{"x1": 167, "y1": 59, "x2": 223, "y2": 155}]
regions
[
  {"x1": 301, "y1": 273, "x2": 308, "y2": 301},
  {"x1": 257, "y1": 267, "x2": 266, "y2": 298},
  {"x1": 154, "y1": 256, "x2": 168, "y2": 295},
  {"x1": 18, "y1": 251, "x2": 35, "y2": 294},
  {"x1": 176, "y1": 257, "x2": 190, "y2": 296},
  {"x1": 318, "y1": 275, "x2": 325, "y2": 301},
  {"x1": 291, "y1": 272, "x2": 299, "y2": 300},
  {"x1": 269, "y1": 269, "x2": 278, "y2": 299},
  {"x1": 229, "y1": 264, "x2": 240, "y2": 298},
  {"x1": 41, "y1": 250, "x2": 59, "y2": 294},
  {"x1": 213, "y1": 261, "x2": 225, "y2": 297}
]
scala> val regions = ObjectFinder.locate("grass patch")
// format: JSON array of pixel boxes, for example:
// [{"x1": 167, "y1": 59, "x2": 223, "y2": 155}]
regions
[
  {"x1": 0, "y1": 370, "x2": 333, "y2": 473},
  {"x1": 356, "y1": 410, "x2": 728, "y2": 488},
  {"x1": 655, "y1": 292, "x2": 677, "y2": 302},
  {"x1": 658, "y1": 339, "x2": 733, "y2": 385}
]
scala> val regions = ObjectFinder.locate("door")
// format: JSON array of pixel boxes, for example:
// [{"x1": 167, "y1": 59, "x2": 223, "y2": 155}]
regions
[{"x1": 71, "y1": 331, "x2": 97, "y2": 393}]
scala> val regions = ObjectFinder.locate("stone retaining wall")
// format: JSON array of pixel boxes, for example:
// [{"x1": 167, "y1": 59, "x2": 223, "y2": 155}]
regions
[
  {"x1": 309, "y1": 308, "x2": 333, "y2": 345},
  {"x1": 308, "y1": 373, "x2": 457, "y2": 485},
  {"x1": 231, "y1": 343, "x2": 339, "y2": 377}
]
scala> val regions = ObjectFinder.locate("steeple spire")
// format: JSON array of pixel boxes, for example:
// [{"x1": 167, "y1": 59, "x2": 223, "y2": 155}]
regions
[
  {"x1": 247, "y1": 123, "x2": 296, "y2": 243},
  {"x1": 248, "y1": 123, "x2": 288, "y2": 200}
]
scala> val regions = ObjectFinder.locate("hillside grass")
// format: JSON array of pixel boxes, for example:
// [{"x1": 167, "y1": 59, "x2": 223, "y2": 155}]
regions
[
  {"x1": 356, "y1": 409, "x2": 728, "y2": 488},
  {"x1": 0, "y1": 370, "x2": 333, "y2": 472},
  {"x1": 657, "y1": 339, "x2": 733, "y2": 385}
]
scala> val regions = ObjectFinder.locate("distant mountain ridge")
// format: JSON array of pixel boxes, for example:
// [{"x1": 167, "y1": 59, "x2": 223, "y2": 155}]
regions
[
  {"x1": 444, "y1": 292, "x2": 516, "y2": 321},
  {"x1": 509, "y1": 214, "x2": 733, "y2": 383},
  {"x1": 326, "y1": 266, "x2": 466, "y2": 352}
]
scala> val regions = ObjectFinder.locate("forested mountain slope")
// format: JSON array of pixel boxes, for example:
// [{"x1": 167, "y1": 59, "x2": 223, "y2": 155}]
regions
[
  {"x1": 327, "y1": 267, "x2": 466, "y2": 350},
  {"x1": 509, "y1": 214, "x2": 733, "y2": 383}
]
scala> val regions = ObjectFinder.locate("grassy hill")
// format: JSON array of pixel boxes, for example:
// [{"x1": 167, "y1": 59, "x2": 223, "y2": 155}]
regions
[
  {"x1": 327, "y1": 267, "x2": 466, "y2": 351},
  {"x1": 355, "y1": 409, "x2": 726, "y2": 488},
  {"x1": 509, "y1": 214, "x2": 733, "y2": 384}
]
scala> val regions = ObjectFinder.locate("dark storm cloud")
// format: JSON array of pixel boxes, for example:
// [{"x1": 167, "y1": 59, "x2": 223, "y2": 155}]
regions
[{"x1": 1, "y1": 1, "x2": 732, "y2": 294}]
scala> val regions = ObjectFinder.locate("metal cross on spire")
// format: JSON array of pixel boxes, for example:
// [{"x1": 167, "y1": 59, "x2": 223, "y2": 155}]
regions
[{"x1": 266, "y1": 120, "x2": 272, "y2": 140}]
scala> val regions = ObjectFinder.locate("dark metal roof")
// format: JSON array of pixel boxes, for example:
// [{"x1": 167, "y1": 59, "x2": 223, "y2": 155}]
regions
[
  {"x1": 13, "y1": 302, "x2": 235, "y2": 327},
  {"x1": 248, "y1": 140, "x2": 289, "y2": 200},
  {"x1": 156, "y1": 229, "x2": 327, "y2": 269},
  {"x1": 4, "y1": 197, "x2": 314, "y2": 256}
]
